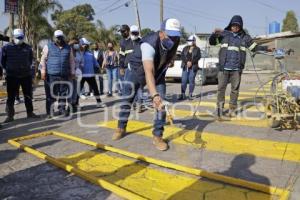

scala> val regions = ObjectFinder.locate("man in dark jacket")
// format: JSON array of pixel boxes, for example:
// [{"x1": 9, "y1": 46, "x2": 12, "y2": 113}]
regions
[
  {"x1": 1, "y1": 29, "x2": 38, "y2": 123},
  {"x1": 92, "y1": 43, "x2": 104, "y2": 95},
  {"x1": 113, "y1": 18, "x2": 181, "y2": 151},
  {"x1": 178, "y1": 35, "x2": 201, "y2": 100},
  {"x1": 209, "y1": 15, "x2": 270, "y2": 119}
]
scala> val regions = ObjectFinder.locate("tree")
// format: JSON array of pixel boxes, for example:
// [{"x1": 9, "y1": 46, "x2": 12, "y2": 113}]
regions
[
  {"x1": 141, "y1": 28, "x2": 154, "y2": 36},
  {"x1": 18, "y1": 0, "x2": 62, "y2": 57},
  {"x1": 51, "y1": 4, "x2": 96, "y2": 39},
  {"x1": 88, "y1": 20, "x2": 120, "y2": 48},
  {"x1": 180, "y1": 26, "x2": 189, "y2": 44},
  {"x1": 282, "y1": 10, "x2": 299, "y2": 32}
]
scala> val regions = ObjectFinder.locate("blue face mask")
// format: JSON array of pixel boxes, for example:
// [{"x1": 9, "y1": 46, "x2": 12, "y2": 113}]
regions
[{"x1": 161, "y1": 37, "x2": 174, "y2": 50}]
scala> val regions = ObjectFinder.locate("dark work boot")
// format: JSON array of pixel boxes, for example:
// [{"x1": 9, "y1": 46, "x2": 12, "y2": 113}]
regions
[
  {"x1": 27, "y1": 112, "x2": 40, "y2": 119},
  {"x1": 227, "y1": 104, "x2": 237, "y2": 118},
  {"x1": 3, "y1": 116, "x2": 14, "y2": 123}
]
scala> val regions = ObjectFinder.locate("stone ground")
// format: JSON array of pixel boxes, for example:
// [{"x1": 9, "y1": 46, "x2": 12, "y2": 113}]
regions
[{"x1": 0, "y1": 73, "x2": 299, "y2": 200}]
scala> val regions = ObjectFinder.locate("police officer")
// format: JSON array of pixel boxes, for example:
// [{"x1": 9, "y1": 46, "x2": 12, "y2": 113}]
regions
[
  {"x1": 113, "y1": 18, "x2": 181, "y2": 151},
  {"x1": 178, "y1": 35, "x2": 201, "y2": 100},
  {"x1": 209, "y1": 15, "x2": 270, "y2": 119},
  {"x1": 1, "y1": 29, "x2": 39, "y2": 123}
]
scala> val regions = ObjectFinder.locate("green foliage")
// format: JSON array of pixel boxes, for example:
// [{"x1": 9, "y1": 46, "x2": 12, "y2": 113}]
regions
[
  {"x1": 51, "y1": 4, "x2": 96, "y2": 39},
  {"x1": 282, "y1": 10, "x2": 299, "y2": 32},
  {"x1": 18, "y1": 0, "x2": 62, "y2": 56},
  {"x1": 141, "y1": 28, "x2": 154, "y2": 36},
  {"x1": 88, "y1": 20, "x2": 121, "y2": 49},
  {"x1": 180, "y1": 26, "x2": 189, "y2": 44}
]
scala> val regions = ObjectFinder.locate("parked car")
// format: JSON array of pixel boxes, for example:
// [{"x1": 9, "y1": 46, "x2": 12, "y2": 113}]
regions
[{"x1": 166, "y1": 47, "x2": 219, "y2": 85}]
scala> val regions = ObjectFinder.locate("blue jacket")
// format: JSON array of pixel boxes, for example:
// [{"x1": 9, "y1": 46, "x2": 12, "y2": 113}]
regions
[
  {"x1": 47, "y1": 42, "x2": 71, "y2": 77},
  {"x1": 81, "y1": 50, "x2": 99, "y2": 77},
  {"x1": 129, "y1": 31, "x2": 178, "y2": 84},
  {"x1": 209, "y1": 15, "x2": 268, "y2": 71},
  {"x1": 1, "y1": 42, "x2": 33, "y2": 78}
]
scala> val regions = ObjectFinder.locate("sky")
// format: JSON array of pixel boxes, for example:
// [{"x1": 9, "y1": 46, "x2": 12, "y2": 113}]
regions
[{"x1": 0, "y1": 0, "x2": 300, "y2": 37}]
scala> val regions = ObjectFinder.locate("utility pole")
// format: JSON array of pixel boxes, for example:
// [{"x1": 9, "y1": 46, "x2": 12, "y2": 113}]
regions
[
  {"x1": 9, "y1": 13, "x2": 14, "y2": 42},
  {"x1": 132, "y1": 0, "x2": 141, "y2": 32},
  {"x1": 160, "y1": 0, "x2": 163, "y2": 23}
]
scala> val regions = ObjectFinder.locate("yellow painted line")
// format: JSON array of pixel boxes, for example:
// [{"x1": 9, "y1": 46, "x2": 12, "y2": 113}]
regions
[
  {"x1": 8, "y1": 131, "x2": 289, "y2": 199},
  {"x1": 187, "y1": 101, "x2": 266, "y2": 112},
  {"x1": 239, "y1": 91, "x2": 266, "y2": 96},
  {"x1": 60, "y1": 150, "x2": 275, "y2": 200},
  {"x1": 171, "y1": 109, "x2": 269, "y2": 128},
  {"x1": 99, "y1": 120, "x2": 300, "y2": 163},
  {"x1": 0, "y1": 91, "x2": 6, "y2": 97}
]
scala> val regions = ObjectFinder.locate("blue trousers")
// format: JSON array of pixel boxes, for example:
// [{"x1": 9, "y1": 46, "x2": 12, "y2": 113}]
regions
[
  {"x1": 106, "y1": 67, "x2": 118, "y2": 94},
  {"x1": 181, "y1": 68, "x2": 197, "y2": 95},
  {"x1": 118, "y1": 69, "x2": 166, "y2": 137},
  {"x1": 44, "y1": 75, "x2": 70, "y2": 115}
]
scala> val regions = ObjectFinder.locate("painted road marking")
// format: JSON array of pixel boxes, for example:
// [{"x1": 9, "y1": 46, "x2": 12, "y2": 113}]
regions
[
  {"x1": 59, "y1": 150, "x2": 274, "y2": 200},
  {"x1": 187, "y1": 101, "x2": 265, "y2": 112},
  {"x1": 9, "y1": 131, "x2": 287, "y2": 200},
  {"x1": 99, "y1": 120, "x2": 300, "y2": 163},
  {"x1": 170, "y1": 109, "x2": 269, "y2": 128}
]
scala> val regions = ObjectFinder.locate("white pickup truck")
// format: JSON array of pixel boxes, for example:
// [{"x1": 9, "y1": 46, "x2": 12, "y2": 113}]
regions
[{"x1": 166, "y1": 45, "x2": 219, "y2": 85}]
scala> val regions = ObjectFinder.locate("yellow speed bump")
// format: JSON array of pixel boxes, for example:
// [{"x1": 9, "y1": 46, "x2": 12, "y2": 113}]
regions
[{"x1": 8, "y1": 131, "x2": 289, "y2": 199}]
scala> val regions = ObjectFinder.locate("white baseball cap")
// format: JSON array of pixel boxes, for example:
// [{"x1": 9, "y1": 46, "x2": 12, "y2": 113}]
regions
[
  {"x1": 80, "y1": 37, "x2": 90, "y2": 45},
  {"x1": 160, "y1": 18, "x2": 181, "y2": 37},
  {"x1": 130, "y1": 25, "x2": 139, "y2": 33},
  {"x1": 13, "y1": 29, "x2": 24, "y2": 38},
  {"x1": 187, "y1": 35, "x2": 196, "y2": 41},
  {"x1": 54, "y1": 30, "x2": 64, "y2": 37}
]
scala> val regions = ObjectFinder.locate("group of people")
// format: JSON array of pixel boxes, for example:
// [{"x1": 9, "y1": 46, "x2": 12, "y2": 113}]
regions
[{"x1": 0, "y1": 15, "x2": 270, "y2": 150}]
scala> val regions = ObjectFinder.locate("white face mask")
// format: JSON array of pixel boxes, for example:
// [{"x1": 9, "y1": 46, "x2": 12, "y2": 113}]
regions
[
  {"x1": 14, "y1": 38, "x2": 24, "y2": 45},
  {"x1": 187, "y1": 41, "x2": 193, "y2": 46},
  {"x1": 130, "y1": 35, "x2": 139, "y2": 41},
  {"x1": 73, "y1": 44, "x2": 80, "y2": 50}
]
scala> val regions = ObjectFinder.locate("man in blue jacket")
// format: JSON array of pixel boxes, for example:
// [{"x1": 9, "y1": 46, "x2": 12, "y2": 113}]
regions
[
  {"x1": 209, "y1": 15, "x2": 270, "y2": 120},
  {"x1": 113, "y1": 18, "x2": 181, "y2": 151},
  {"x1": 40, "y1": 30, "x2": 75, "y2": 118},
  {"x1": 1, "y1": 29, "x2": 39, "y2": 123}
]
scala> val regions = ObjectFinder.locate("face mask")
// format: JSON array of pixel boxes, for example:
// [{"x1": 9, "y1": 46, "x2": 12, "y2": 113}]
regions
[
  {"x1": 55, "y1": 37, "x2": 64, "y2": 45},
  {"x1": 108, "y1": 47, "x2": 113, "y2": 50},
  {"x1": 73, "y1": 44, "x2": 80, "y2": 50},
  {"x1": 161, "y1": 37, "x2": 174, "y2": 50},
  {"x1": 130, "y1": 35, "x2": 139, "y2": 41},
  {"x1": 187, "y1": 41, "x2": 193, "y2": 46},
  {"x1": 14, "y1": 38, "x2": 24, "y2": 45}
]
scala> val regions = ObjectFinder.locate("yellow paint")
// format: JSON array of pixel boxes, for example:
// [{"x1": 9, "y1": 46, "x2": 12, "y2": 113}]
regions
[
  {"x1": 59, "y1": 150, "x2": 275, "y2": 200},
  {"x1": 8, "y1": 131, "x2": 288, "y2": 198},
  {"x1": 0, "y1": 90, "x2": 6, "y2": 98},
  {"x1": 187, "y1": 101, "x2": 266, "y2": 112},
  {"x1": 171, "y1": 109, "x2": 269, "y2": 128},
  {"x1": 99, "y1": 120, "x2": 300, "y2": 163},
  {"x1": 239, "y1": 91, "x2": 266, "y2": 96}
]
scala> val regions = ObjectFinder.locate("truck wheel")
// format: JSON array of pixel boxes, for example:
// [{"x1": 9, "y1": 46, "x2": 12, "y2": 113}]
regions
[
  {"x1": 266, "y1": 102, "x2": 281, "y2": 128},
  {"x1": 195, "y1": 70, "x2": 206, "y2": 86}
]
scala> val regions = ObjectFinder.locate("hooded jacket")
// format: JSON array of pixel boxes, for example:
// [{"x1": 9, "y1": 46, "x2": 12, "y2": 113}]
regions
[{"x1": 209, "y1": 15, "x2": 267, "y2": 71}]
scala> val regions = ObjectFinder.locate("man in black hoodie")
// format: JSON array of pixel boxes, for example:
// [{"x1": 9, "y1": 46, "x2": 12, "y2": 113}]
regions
[{"x1": 209, "y1": 15, "x2": 270, "y2": 119}]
